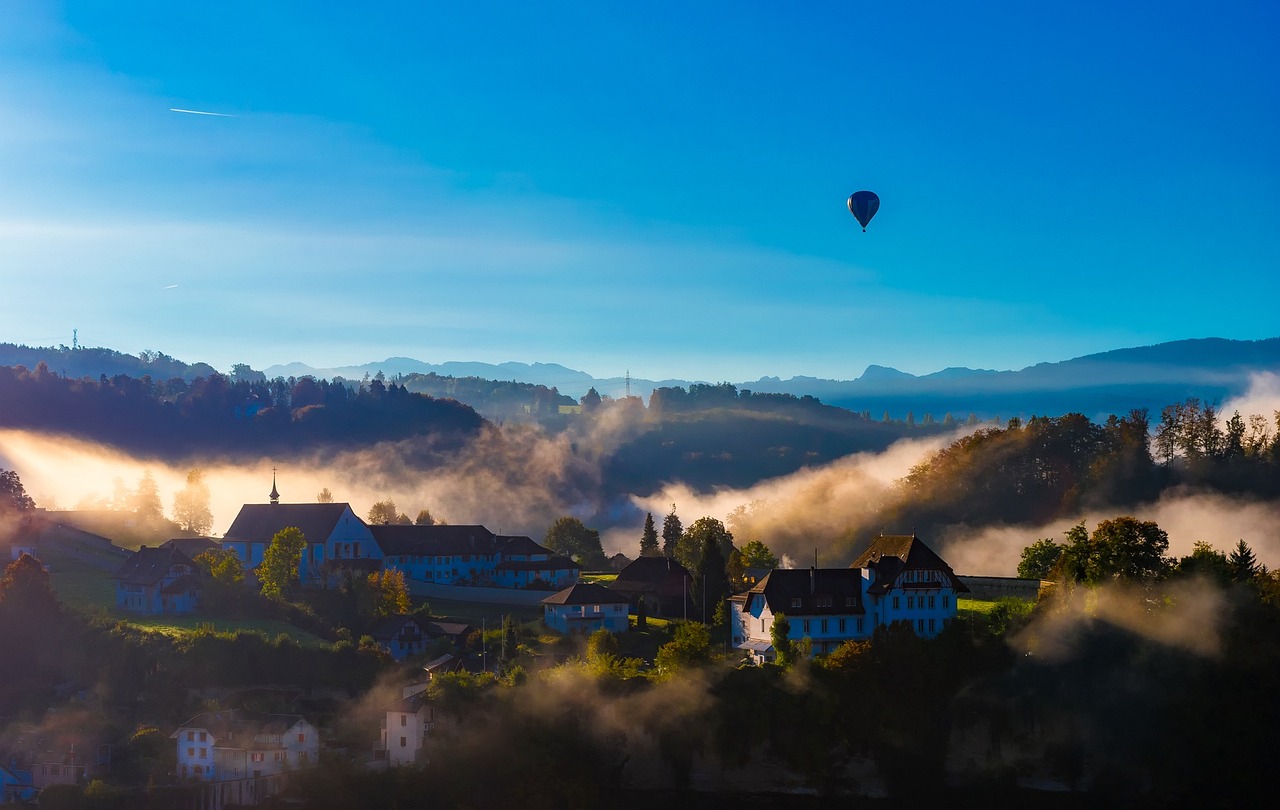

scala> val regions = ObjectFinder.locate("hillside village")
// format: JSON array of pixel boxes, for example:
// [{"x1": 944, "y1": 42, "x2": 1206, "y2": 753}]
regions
[{"x1": 2, "y1": 448, "x2": 1278, "y2": 805}]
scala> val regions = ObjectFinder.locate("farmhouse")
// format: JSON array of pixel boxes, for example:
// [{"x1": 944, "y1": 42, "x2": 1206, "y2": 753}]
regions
[
  {"x1": 378, "y1": 692, "x2": 435, "y2": 767},
  {"x1": 732, "y1": 533, "x2": 969, "y2": 663},
  {"x1": 542, "y1": 582, "x2": 630, "y2": 634},
  {"x1": 609, "y1": 556, "x2": 694, "y2": 618},
  {"x1": 111, "y1": 545, "x2": 202, "y2": 615}
]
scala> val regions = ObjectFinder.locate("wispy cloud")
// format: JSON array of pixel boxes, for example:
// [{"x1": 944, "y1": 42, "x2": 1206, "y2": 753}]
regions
[{"x1": 169, "y1": 108, "x2": 237, "y2": 117}]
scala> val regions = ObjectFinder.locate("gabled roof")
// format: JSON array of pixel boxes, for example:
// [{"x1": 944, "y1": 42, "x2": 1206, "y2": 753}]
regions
[
  {"x1": 370, "y1": 524, "x2": 497, "y2": 556},
  {"x1": 160, "y1": 537, "x2": 220, "y2": 557},
  {"x1": 746, "y1": 568, "x2": 866, "y2": 616},
  {"x1": 112, "y1": 546, "x2": 196, "y2": 586},
  {"x1": 541, "y1": 582, "x2": 629, "y2": 606},
  {"x1": 223, "y1": 503, "x2": 355, "y2": 544},
  {"x1": 494, "y1": 556, "x2": 580, "y2": 572},
  {"x1": 850, "y1": 534, "x2": 969, "y2": 594},
  {"x1": 496, "y1": 535, "x2": 550, "y2": 557},
  {"x1": 612, "y1": 556, "x2": 691, "y2": 590},
  {"x1": 422, "y1": 620, "x2": 472, "y2": 639},
  {"x1": 370, "y1": 614, "x2": 423, "y2": 641},
  {"x1": 160, "y1": 573, "x2": 203, "y2": 595},
  {"x1": 171, "y1": 711, "x2": 311, "y2": 745}
]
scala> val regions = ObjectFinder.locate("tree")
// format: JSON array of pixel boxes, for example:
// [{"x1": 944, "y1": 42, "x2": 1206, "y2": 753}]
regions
[
  {"x1": 661, "y1": 506, "x2": 682, "y2": 558},
  {"x1": 316, "y1": 487, "x2": 334, "y2": 503},
  {"x1": 259, "y1": 526, "x2": 306, "y2": 599},
  {"x1": 580, "y1": 387, "x2": 602, "y2": 412},
  {"x1": 0, "y1": 553, "x2": 58, "y2": 618},
  {"x1": 367, "y1": 569, "x2": 411, "y2": 617},
  {"x1": 1058, "y1": 517, "x2": 1171, "y2": 585},
  {"x1": 639, "y1": 513, "x2": 660, "y2": 557},
  {"x1": 0, "y1": 468, "x2": 35, "y2": 513},
  {"x1": 692, "y1": 531, "x2": 730, "y2": 624},
  {"x1": 1228, "y1": 540, "x2": 1260, "y2": 582},
  {"x1": 544, "y1": 517, "x2": 607, "y2": 569},
  {"x1": 676, "y1": 516, "x2": 734, "y2": 573},
  {"x1": 132, "y1": 471, "x2": 163, "y2": 522},
  {"x1": 1176, "y1": 541, "x2": 1232, "y2": 586},
  {"x1": 771, "y1": 613, "x2": 797, "y2": 668},
  {"x1": 194, "y1": 548, "x2": 244, "y2": 586},
  {"x1": 739, "y1": 540, "x2": 779, "y2": 570},
  {"x1": 367, "y1": 499, "x2": 399, "y2": 525},
  {"x1": 172, "y1": 468, "x2": 213, "y2": 534},
  {"x1": 654, "y1": 621, "x2": 712, "y2": 675},
  {"x1": 415, "y1": 509, "x2": 436, "y2": 526},
  {"x1": 1017, "y1": 538, "x2": 1063, "y2": 580}
]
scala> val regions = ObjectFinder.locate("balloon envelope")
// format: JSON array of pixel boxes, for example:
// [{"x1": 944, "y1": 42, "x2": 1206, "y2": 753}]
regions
[{"x1": 847, "y1": 191, "x2": 880, "y2": 231}]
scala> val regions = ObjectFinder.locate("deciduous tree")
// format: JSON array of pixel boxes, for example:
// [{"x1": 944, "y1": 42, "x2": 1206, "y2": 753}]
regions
[
  {"x1": 259, "y1": 526, "x2": 305, "y2": 599},
  {"x1": 172, "y1": 468, "x2": 213, "y2": 534},
  {"x1": 1017, "y1": 538, "x2": 1063, "y2": 580},
  {"x1": 367, "y1": 500, "x2": 399, "y2": 525},
  {"x1": 544, "y1": 517, "x2": 607, "y2": 569}
]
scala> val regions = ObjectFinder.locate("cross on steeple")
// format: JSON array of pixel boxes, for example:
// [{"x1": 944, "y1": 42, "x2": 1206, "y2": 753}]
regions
[{"x1": 270, "y1": 467, "x2": 280, "y2": 504}]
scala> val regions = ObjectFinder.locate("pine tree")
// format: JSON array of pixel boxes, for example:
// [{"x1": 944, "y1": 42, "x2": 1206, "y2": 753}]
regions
[
  {"x1": 639, "y1": 513, "x2": 660, "y2": 557},
  {"x1": 661, "y1": 506, "x2": 682, "y2": 557},
  {"x1": 692, "y1": 533, "x2": 729, "y2": 625},
  {"x1": 1228, "y1": 539, "x2": 1259, "y2": 581}
]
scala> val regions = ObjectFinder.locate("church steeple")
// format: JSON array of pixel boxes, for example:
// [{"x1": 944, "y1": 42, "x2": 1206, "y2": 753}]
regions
[{"x1": 270, "y1": 468, "x2": 280, "y2": 505}]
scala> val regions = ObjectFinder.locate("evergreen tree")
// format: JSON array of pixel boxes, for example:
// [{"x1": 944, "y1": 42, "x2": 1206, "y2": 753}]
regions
[
  {"x1": 172, "y1": 468, "x2": 213, "y2": 534},
  {"x1": 415, "y1": 508, "x2": 436, "y2": 526},
  {"x1": 692, "y1": 532, "x2": 730, "y2": 624},
  {"x1": 661, "y1": 506, "x2": 682, "y2": 558},
  {"x1": 132, "y1": 471, "x2": 163, "y2": 522},
  {"x1": 1228, "y1": 539, "x2": 1259, "y2": 581},
  {"x1": 639, "y1": 512, "x2": 660, "y2": 557},
  {"x1": 316, "y1": 487, "x2": 334, "y2": 503}
]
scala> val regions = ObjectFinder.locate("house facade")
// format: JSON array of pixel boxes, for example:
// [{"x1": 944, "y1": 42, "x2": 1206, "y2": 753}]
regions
[
  {"x1": 372, "y1": 525, "x2": 579, "y2": 589},
  {"x1": 610, "y1": 556, "x2": 694, "y2": 618},
  {"x1": 222, "y1": 502, "x2": 377, "y2": 585},
  {"x1": 370, "y1": 615, "x2": 427, "y2": 661},
  {"x1": 112, "y1": 546, "x2": 201, "y2": 615},
  {"x1": 732, "y1": 534, "x2": 968, "y2": 663},
  {"x1": 542, "y1": 582, "x2": 630, "y2": 634},
  {"x1": 379, "y1": 692, "x2": 434, "y2": 767},
  {"x1": 172, "y1": 711, "x2": 319, "y2": 782}
]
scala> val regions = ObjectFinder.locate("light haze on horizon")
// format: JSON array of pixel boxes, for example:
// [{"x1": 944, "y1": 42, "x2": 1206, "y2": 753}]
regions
[{"x1": 1, "y1": 1, "x2": 1276, "y2": 382}]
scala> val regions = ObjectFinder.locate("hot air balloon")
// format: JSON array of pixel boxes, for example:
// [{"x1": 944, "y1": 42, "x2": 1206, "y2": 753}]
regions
[{"x1": 847, "y1": 190, "x2": 879, "y2": 231}]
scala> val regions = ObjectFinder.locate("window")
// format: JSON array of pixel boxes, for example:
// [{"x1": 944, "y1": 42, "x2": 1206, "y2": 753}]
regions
[
  {"x1": 892, "y1": 596, "x2": 900, "y2": 609},
  {"x1": 400, "y1": 737, "x2": 407, "y2": 748},
  {"x1": 838, "y1": 619, "x2": 846, "y2": 632},
  {"x1": 928, "y1": 596, "x2": 936, "y2": 609},
  {"x1": 187, "y1": 731, "x2": 195, "y2": 742},
  {"x1": 907, "y1": 596, "x2": 914, "y2": 609},
  {"x1": 802, "y1": 620, "x2": 811, "y2": 634},
  {"x1": 298, "y1": 733, "x2": 306, "y2": 743},
  {"x1": 193, "y1": 765, "x2": 202, "y2": 776},
  {"x1": 188, "y1": 747, "x2": 195, "y2": 758},
  {"x1": 251, "y1": 753, "x2": 264, "y2": 763},
  {"x1": 790, "y1": 597, "x2": 802, "y2": 608},
  {"x1": 400, "y1": 715, "x2": 407, "y2": 727},
  {"x1": 199, "y1": 748, "x2": 207, "y2": 759},
  {"x1": 942, "y1": 595, "x2": 950, "y2": 608},
  {"x1": 275, "y1": 752, "x2": 285, "y2": 762},
  {"x1": 856, "y1": 618, "x2": 864, "y2": 633},
  {"x1": 845, "y1": 596, "x2": 856, "y2": 607},
  {"x1": 298, "y1": 751, "x2": 308, "y2": 763},
  {"x1": 929, "y1": 619, "x2": 936, "y2": 632},
  {"x1": 820, "y1": 619, "x2": 829, "y2": 633},
  {"x1": 917, "y1": 619, "x2": 924, "y2": 633},
  {"x1": 816, "y1": 595, "x2": 832, "y2": 607},
  {"x1": 199, "y1": 732, "x2": 207, "y2": 742}
]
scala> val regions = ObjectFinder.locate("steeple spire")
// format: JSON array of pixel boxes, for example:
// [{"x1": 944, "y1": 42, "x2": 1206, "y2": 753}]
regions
[{"x1": 270, "y1": 467, "x2": 280, "y2": 504}]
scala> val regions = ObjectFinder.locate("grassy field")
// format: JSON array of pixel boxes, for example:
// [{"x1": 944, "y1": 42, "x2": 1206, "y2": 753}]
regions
[
  {"x1": 579, "y1": 572, "x2": 618, "y2": 584},
  {"x1": 121, "y1": 615, "x2": 328, "y2": 646},
  {"x1": 414, "y1": 595, "x2": 542, "y2": 626}
]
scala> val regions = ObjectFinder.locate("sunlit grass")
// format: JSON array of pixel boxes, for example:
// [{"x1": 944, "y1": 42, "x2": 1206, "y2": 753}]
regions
[{"x1": 122, "y1": 615, "x2": 328, "y2": 647}]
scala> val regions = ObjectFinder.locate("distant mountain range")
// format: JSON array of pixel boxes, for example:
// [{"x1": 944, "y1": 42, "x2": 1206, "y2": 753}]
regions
[
  {"x1": 4, "y1": 337, "x2": 1278, "y2": 422},
  {"x1": 263, "y1": 337, "x2": 1280, "y2": 421}
]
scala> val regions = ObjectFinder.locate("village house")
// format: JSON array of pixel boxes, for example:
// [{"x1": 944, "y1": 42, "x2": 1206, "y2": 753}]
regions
[
  {"x1": 221, "y1": 491, "x2": 378, "y2": 586},
  {"x1": 732, "y1": 534, "x2": 969, "y2": 663},
  {"x1": 609, "y1": 556, "x2": 694, "y2": 618},
  {"x1": 370, "y1": 615, "x2": 428, "y2": 661},
  {"x1": 171, "y1": 711, "x2": 319, "y2": 783},
  {"x1": 0, "y1": 761, "x2": 35, "y2": 804},
  {"x1": 111, "y1": 545, "x2": 202, "y2": 615},
  {"x1": 378, "y1": 691, "x2": 435, "y2": 767},
  {"x1": 541, "y1": 582, "x2": 630, "y2": 634}
]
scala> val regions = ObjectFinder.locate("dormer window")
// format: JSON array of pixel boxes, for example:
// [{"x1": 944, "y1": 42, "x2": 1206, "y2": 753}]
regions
[{"x1": 790, "y1": 597, "x2": 802, "y2": 608}]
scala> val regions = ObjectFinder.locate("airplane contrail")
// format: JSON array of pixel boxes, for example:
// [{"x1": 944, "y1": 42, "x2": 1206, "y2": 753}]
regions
[
  {"x1": 163, "y1": 284, "x2": 179, "y2": 289},
  {"x1": 170, "y1": 108, "x2": 236, "y2": 117}
]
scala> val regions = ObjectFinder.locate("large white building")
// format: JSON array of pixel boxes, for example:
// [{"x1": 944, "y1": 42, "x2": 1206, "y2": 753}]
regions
[
  {"x1": 171, "y1": 711, "x2": 319, "y2": 782},
  {"x1": 731, "y1": 534, "x2": 969, "y2": 663}
]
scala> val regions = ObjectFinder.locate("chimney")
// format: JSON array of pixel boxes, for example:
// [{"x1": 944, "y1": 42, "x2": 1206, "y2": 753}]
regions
[{"x1": 810, "y1": 566, "x2": 815, "y2": 594}]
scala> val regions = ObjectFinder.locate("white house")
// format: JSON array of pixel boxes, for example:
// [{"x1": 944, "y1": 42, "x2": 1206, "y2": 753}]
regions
[
  {"x1": 732, "y1": 534, "x2": 968, "y2": 664},
  {"x1": 379, "y1": 692, "x2": 434, "y2": 767},
  {"x1": 541, "y1": 582, "x2": 630, "y2": 634},
  {"x1": 172, "y1": 711, "x2": 319, "y2": 782},
  {"x1": 111, "y1": 546, "x2": 202, "y2": 615}
]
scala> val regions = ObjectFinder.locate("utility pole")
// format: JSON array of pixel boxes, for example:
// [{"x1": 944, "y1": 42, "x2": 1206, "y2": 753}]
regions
[{"x1": 72, "y1": 329, "x2": 78, "y2": 351}]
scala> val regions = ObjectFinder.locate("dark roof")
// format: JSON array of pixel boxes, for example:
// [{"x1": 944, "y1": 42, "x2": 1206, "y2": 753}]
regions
[
  {"x1": 613, "y1": 556, "x2": 691, "y2": 589},
  {"x1": 746, "y1": 568, "x2": 866, "y2": 616},
  {"x1": 370, "y1": 524, "x2": 497, "y2": 556},
  {"x1": 112, "y1": 547, "x2": 196, "y2": 586},
  {"x1": 494, "y1": 556, "x2": 580, "y2": 572},
  {"x1": 160, "y1": 537, "x2": 220, "y2": 556},
  {"x1": 541, "y1": 582, "x2": 629, "y2": 606},
  {"x1": 850, "y1": 534, "x2": 969, "y2": 594},
  {"x1": 171, "y1": 711, "x2": 310, "y2": 745},
  {"x1": 383, "y1": 691, "x2": 430, "y2": 714},
  {"x1": 422, "y1": 620, "x2": 472, "y2": 639},
  {"x1": 223, "y1": 503, "x2": 355, "y2": 544},
  {"x1": 496, "y1": 535, "x2": 551, "y2": 556},
  {"x1": 370, "y1": 615, "x2": 423, "y2": 641}
]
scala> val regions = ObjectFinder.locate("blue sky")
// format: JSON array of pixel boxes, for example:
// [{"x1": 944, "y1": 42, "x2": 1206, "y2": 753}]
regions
[{"x1": 2, "y1": 1, "x2": 1276, "y2": 382}]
